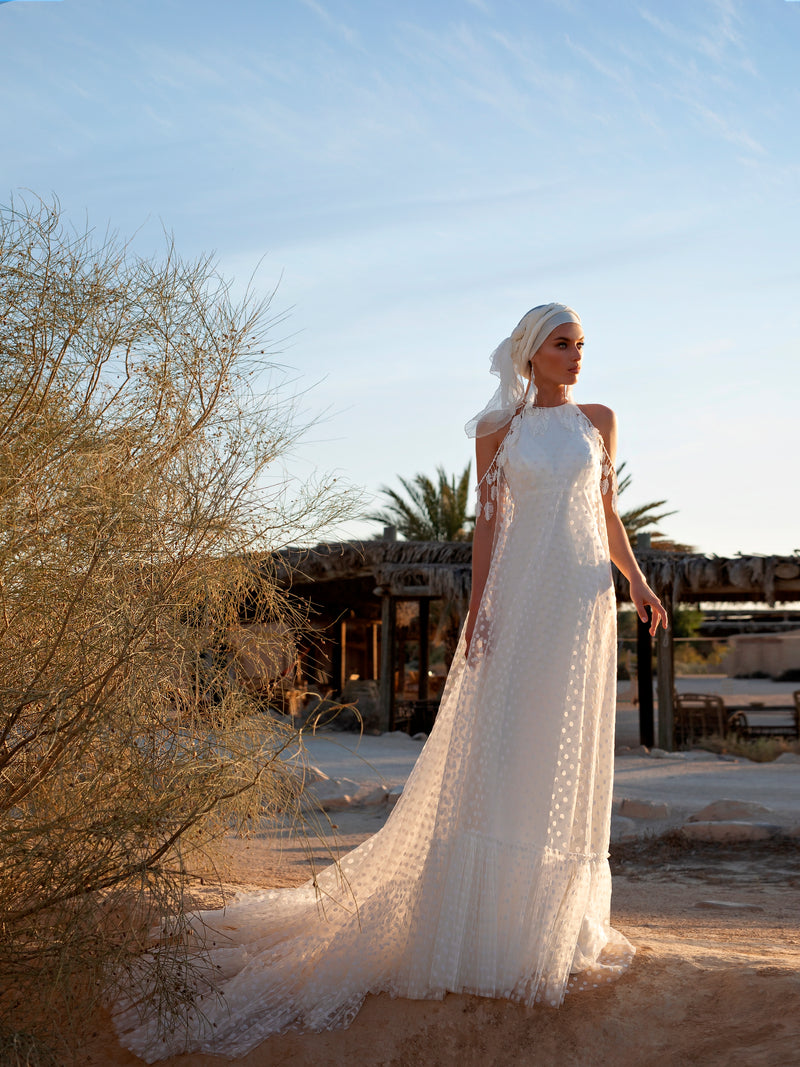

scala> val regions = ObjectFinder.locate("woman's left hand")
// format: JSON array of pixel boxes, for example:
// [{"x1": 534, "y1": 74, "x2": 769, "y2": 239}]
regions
[{"x1": 628, "y1": 576, "x2": 668, "y2": 636}]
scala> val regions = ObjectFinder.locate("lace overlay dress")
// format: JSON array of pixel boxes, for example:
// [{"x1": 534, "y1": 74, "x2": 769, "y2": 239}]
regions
[{"x1": 117, "y1": 400, "x2": 633, "y2": 1062}]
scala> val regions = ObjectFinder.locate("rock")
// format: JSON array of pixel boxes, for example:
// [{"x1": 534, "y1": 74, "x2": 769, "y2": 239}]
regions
[
  {"x1": 680, "y1": 821, "x2": 782, "y2": 843},
  {"x1": 387, "y1": 785, "x2": 404, "y2": 808},
  {"x1": 619, "y1": 797, "x2": 670, "y2": 820},
  {"x1": 301, "y1": 696, "x2": 354, "y2": 729},
  {"x1": 687, "y1": 799, "x2": 772, "y2": 823},
  {"x1": 693, "y1": 900, "x2": 765, "y2": 912},
  {"x1": 357, "y1": 784, "x2": 390, "y2": 807},
  {"x1": 610, "y1": 816, "x2": 640, "y2": 840},
  {"x1": 649, "y1": 747, "x2": 668, "y2": 758},
  {"x1": 411, "y1": 732, "x2": 428, "y2": 742},
  {"x1": 303, "y1": 778, "x2": 388, "y2": 811},
  {"x1": 339, "y1": 680, "x2": 381, "y2": 730},
  {"x1": 301, "y1": 763, "x2": 330, "y2": 784},
  {"x1": 774, "y1": 752, "x2": 800, "y2": 764}
]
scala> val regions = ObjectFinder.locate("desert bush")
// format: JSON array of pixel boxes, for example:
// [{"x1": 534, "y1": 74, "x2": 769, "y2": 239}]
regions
[{"x1": 0, "y1": 196, "x2": 351, "y2": 1062}]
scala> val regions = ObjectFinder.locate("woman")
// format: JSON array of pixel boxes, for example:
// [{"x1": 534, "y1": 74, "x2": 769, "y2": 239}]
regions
[{"x1": 117, "y1": 303, "x2": 667, "y2": 1062}]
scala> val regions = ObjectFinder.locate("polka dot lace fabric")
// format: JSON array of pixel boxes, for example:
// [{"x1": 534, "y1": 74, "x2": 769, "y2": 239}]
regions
[{"x1": 116, "y1": 401, "x2": 633, "y2": 1062}]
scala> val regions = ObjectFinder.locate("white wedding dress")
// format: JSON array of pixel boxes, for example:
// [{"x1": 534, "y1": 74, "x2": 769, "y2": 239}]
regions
[{"x1": 117, "y1": 399, "x2": 633, "y2": 1062}]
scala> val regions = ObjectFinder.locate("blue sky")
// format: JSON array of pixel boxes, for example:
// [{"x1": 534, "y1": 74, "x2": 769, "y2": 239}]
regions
[{"x1": 2, "y1": 0, "x2": 799, "y2": 556}]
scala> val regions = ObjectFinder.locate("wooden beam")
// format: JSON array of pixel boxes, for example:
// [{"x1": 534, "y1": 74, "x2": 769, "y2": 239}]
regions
[
  {"x1": 338, "y1": 619, "x2": 347, "y2": 691},
  {"x1": 371, "y1": 622, "x2": 379, "y2": 680},
  {"x1": 329, "y1": 623, "x2": 343, "y2": 697},
  {"x1": 656, "y1": 591, "x2": 675, "y2": 750},
  {"x1": 418, "y1": 598, "x2": 430, "y2": 701},
  {"x1": 378, "y1": 595, "x2": 396, "y2": 732},
  {"x1": 636, "y1": 614, "x2": 655, "y2": 748}
]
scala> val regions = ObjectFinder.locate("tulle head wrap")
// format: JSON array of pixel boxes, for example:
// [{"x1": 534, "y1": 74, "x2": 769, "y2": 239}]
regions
[{"x1": 465, "y1": 302, "x2": 582, "y2": 439}]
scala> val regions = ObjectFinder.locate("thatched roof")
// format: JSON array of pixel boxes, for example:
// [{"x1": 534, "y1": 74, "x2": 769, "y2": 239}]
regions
[
  {"x1": 275, "y1": 541, "x2": 472, "y2": 603},
  {"x1": 274, "y1": 542, "x2": 800, "y2": 609},
  {"x1": 615, "y1": 552, "x2": 800, "y2": 606}
]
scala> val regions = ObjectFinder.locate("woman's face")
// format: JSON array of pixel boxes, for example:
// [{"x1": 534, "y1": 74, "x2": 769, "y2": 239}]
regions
[{"x1": 530, "y1": 321, "x2": 584, "y2": 389}]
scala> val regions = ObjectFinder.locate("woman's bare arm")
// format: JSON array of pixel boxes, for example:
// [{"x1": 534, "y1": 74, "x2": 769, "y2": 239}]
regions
[
  {"x1": 581, "y1": 404, "x2": 668, "y2": 636},
  {"x1": 465, "y1": 424, "x2": 507, "y2": 654}
]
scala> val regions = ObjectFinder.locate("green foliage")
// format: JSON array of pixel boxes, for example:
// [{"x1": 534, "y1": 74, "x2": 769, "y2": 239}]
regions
[
  {"x1": 616, "y1": 461, "x2": 681, "y2": 548},
  {"x1": 370, "y1": 463, "x2": 474, "y2": 542},
  {"x1": 372, "y1": 457, "x2": 682, "y2": 549},
  {"x1": 671, "y1": 608, "x2": 704, "y2": 639},
  {"x1": 617, "y1": 607, "x2": 704, "y2": 639}
]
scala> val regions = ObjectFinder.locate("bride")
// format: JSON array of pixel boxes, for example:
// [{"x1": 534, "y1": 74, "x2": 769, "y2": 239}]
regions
[{"x1": 117, "y1": 302, "x2": 668, "y2": 1062}]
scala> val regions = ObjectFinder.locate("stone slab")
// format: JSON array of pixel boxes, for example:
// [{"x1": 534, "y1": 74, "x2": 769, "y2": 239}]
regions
[
  {"x1": 619, "y1": 797, "x2": 670, "y2": 820},
  {"x1": 680, "y1": 821, "x2": 782, "y2": 843},
  {"x1": 693, "y1": 900, "x2": 765, "y2": 912},
  {"x1": 687, "y1": 799, "x2": 772, "y2": 822}
]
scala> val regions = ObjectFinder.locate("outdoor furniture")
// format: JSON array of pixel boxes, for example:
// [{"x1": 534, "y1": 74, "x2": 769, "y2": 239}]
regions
[
  {"x1": 673, "y1": 692, "x2": 727, "y2": 745},
  {"x1": 392, "y1": 698, "x2": 440, "y2": 735},
  {"x1": 726, "y1": 694, "x2": 800, "y2": 740}
]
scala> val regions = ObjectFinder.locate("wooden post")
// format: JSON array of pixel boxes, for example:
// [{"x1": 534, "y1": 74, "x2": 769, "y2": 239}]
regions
[
  {"x1": 397, "y1": 633, "x2": 406, "y2": 698},
  {"x1": 329, "y1": 624, "x2": 343, "y2": 697},
  {"x1": 338, "y1": 619, "x2": 347, "y2": 691},
  {"x1": 635, "y1": 535, "x2": 655, "y2": 748},
  {"x1": 656, "y1": 588, "x2": 675, "y2": 750},
  {"x1": 636, "y1": 614, "x2": 654, "y2": 748},
  {"x1": 418, "y1": 598, "x2": 430, "y2": 701},
  {"x1": 371, "y1": 622, "x2": 379, "y2": 680},
  {"x1": 378, "y1": 594, "x2": 396, "y2": 732}
]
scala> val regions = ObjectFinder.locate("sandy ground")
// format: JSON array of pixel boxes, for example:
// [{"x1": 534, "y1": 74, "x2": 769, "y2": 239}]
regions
[
  {"x1": 83, "y1": 821, "x2": 800, "y2": 1067},
  {"x1": 76, "y1": 679, "x2": 800, "y2": 1066}
]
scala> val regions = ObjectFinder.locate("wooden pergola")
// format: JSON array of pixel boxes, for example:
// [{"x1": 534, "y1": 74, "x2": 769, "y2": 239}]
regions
[
  {"x1": 622, "y1": 549, "x2": 800, "y2": 749},
  {"x1": 275, "y1": 541, "x2": 800, "y2": 747},
  {"x1": 275, "y1": 540, "x2": 471, "y2": 731}
]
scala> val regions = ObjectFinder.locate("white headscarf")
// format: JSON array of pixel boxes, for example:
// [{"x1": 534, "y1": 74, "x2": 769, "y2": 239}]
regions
[{"x1": 465, "y1": 302, "x2": 582, "y2": 439}]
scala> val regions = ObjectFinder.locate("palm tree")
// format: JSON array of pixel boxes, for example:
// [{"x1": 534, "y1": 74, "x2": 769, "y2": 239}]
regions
[
  {"x1": 370, "y1": 463, "x2": 474, "y2": 542},
  {"x1": 372, "y1": 459, "x2": 685, "y2": 550},
  {"x1": 617, "y1": 461, "x2": 691, "y2": 551}
]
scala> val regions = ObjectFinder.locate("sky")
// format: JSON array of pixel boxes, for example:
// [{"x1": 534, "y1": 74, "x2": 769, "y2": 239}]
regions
[{"x1": 1, "y1": 0, "x2": 799, "y2": 556}]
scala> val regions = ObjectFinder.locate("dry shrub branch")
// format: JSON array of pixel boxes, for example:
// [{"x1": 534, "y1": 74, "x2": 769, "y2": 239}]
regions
[{"x1": 0, "y1": 196, "x2": 351, "y2": 1062}]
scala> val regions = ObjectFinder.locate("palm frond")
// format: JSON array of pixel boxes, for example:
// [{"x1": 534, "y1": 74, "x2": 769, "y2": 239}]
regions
[
  {"x1": 616, "y1": 461, "x2": 690, "y2": 549},
  {"x1": 369, "y1": 462, "x2": 474, "y2": 541}
]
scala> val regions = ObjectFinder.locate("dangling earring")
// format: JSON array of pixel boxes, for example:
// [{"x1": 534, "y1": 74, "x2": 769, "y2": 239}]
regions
[{"x1": 528, "y1": 362, "x2": 538, "y2": 405}]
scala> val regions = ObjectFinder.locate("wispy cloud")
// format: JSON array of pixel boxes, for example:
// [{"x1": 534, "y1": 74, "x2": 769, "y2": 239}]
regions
[
  {"x1": 639, "y1": 1, "x2": 754, "y2": 73},
  {"x1": 393, "y1": 19, "x2": 551, "y2": 132},
  {"x1": 297, "y1": 0, "x2": 360, "y2": 48},
  {"x1": 137, "y1": 45, "x2": 226, "y2": 92},
  {"x1": 685, "y1": 99, "x2": 765, "y2": 154}
]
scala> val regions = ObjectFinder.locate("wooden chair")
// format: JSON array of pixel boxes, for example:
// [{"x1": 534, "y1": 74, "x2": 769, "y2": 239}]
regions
[
  {"x1": 673, "y1": 692, "x2": 727, "y2": 746},
  {"x1": 729, "y1": 696, "x2": 800, "y2": 740}
]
